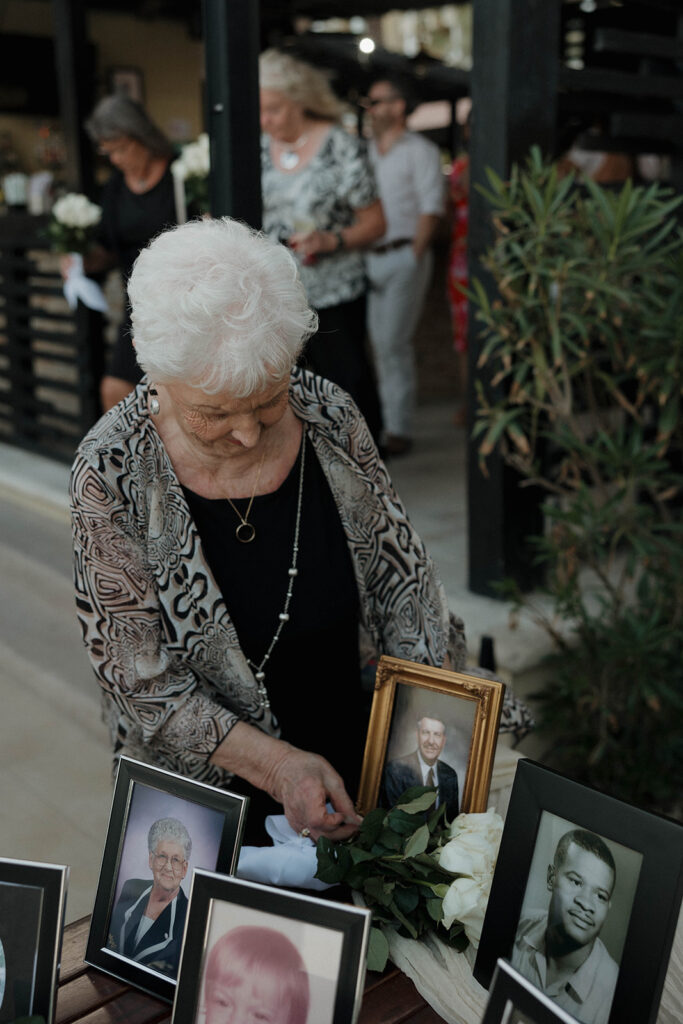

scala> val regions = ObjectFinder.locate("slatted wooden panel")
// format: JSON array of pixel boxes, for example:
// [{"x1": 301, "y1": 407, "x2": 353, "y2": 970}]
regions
[{"x1": 0, "y1": 213, "x2": 103, "y2": 462}]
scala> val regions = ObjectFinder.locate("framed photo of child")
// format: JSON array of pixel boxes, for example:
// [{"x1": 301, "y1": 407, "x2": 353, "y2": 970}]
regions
[{"x1": 172, "y1": 871, "x2": 372, "y2": 1024}]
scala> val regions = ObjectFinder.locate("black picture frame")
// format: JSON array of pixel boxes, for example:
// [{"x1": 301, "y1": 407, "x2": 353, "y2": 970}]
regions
[
  {"x1": 0, "y1": 857, "x2": 68, "y2": 1024},
  {"x1": 474, "y1": 759, "x2": 683, "y2": 1024},
  {"x1": 483, "y1": 959, "x2": 585, "y2": 1024},
  {"x1": 85, "y1": 756, "x2": 248, "y2": 1003},
  {"x1": 171, "y1": 871, "x2": 372, "y2": 1024}
]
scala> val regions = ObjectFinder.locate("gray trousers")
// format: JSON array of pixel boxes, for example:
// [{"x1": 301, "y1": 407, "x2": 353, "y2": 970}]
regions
[{"x1": 366, "y1": 244, "x2": 433, "y2": 437}]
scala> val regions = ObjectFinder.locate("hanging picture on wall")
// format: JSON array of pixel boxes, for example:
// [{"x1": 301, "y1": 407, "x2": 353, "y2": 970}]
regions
[{"x1": 107, "y1": 66, "x2": 145, "y2": 104}]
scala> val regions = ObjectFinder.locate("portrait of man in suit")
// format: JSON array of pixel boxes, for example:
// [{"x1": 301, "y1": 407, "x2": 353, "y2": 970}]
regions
[
  {"x1": 382, "y1": 715, "x2": 460, "y2": 820},
  {"x1": 108, "y1": 816, "x2": 191, "y2": 978}
]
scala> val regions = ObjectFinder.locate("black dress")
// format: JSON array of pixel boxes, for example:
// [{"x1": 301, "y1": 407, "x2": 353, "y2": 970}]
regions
[
  {"x1": 182, "y1": 434, "x2": 370, "y2": 844},
  {"x1": 97, "y1": 167, "x2": 176, "y2": 382}
]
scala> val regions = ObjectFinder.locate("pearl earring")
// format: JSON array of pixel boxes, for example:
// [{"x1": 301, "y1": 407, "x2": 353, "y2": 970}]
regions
[{"x1": 149, "y1": 386, "x2": 160, "y2": 416}]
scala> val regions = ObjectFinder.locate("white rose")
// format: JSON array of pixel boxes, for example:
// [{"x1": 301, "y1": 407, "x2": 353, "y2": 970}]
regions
[
  {"x1": 53, "y1": 192, "x2": 101, "y2": 228},
  {"x1": 441, "y1": 876, "x2": 488, "y2": 946},
  {"x1": 439, "y1": 830, "x2": 498, "y2": 880}
]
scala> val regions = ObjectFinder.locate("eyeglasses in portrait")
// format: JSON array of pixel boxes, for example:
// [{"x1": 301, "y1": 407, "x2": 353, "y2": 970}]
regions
[
  {"x1": 172, "y1": 872, "x2": 372, "y2": 1024},
  {"x1": 0, "y1": 858, "x2": 68, "y2": 1024},
  {"x1": 474, "y1": 760, "x2": 683, "y2": 1024},
  {"x1": 356, "y1": 656, "x2": 504, "y2": 817},
  {"x1": 86, "y1": 756, "x2": 248, "y2": 1001}
]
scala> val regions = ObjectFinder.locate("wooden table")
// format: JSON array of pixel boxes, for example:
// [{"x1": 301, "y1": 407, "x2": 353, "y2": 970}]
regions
[{"x1": 56, "y1": 917, "x2": 444, "y2": 1023}]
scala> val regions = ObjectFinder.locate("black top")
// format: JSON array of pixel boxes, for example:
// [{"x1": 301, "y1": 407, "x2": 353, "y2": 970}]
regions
[
  {"x1": 182, "y1": 435, "x2": 368, "y2": 842},
  {"x1": 98, "y1": 167, "x2": 176, "y2": 284}
]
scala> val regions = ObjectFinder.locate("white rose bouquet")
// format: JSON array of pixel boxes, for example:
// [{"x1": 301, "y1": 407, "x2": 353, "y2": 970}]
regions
[
  {"x1": 316, "y1": 788, "x2": 503, "y2": 971},
  {"x1": 48, "y1": 192, "x2": 102, "y2": 254},
  {"x1": 171, "y1": 133, "x2": 210, "y2": 218}
]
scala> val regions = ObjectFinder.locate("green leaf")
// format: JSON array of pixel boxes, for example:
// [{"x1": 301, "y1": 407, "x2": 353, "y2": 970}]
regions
[
  {"x1": 367, "y1": 926, "x2": 390, "y2": 973},
  {"x1": 364, "y1": 876, "x2": 395, "y2": 906},
  {"x1": 403, "y1": 823, "x2": 430, "y2": 858},
  {"x1": 395, "y1": 788, "x2": 437, "y2": 813}
]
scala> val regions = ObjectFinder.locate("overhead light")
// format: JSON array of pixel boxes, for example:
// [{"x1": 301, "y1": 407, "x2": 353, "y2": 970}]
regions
[
  {"x1": 359, "y1": 37, "x2": 376, "y2": 55},
  {"x1": 579, "y1": 0, "x2": 597, "y2": 12}
]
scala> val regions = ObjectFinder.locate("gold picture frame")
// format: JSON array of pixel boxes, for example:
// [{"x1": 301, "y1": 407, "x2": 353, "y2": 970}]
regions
[{"x1": 356, "y1": 655, "x2": 505, "y2": 817}]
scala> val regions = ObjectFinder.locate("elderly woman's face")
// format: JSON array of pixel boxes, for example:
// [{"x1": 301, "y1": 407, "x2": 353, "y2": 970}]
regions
[
  {"x1": 148, "y1": 838, "x2": 188, "y2": 894},
  {"x1": 165, "y1": 379, "x2": 291, "y2": 454},
  {"x1": 260, "y1": 89, "x2": 304, "y2": 142}
]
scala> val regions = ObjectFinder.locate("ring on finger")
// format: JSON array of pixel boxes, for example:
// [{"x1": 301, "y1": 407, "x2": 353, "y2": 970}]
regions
[{"x1": 299, "y1": 827, "x2": 311, "y2": 838}]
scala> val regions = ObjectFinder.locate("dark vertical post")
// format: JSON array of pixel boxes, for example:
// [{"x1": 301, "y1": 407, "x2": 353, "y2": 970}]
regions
[
  {"x1": 52, "y1": 0, "x2": 95, "y2": 195},
  {"x1": 203, "y1": 0, "x2": 262, "y2": 226},
  {"x1": 467, "y1": 0, "x2": 561, "y2": 596}
]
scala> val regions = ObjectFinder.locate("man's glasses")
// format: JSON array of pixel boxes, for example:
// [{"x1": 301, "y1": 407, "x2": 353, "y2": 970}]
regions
[{"x1": 153, "y1": 853, "x2": 185, "y2": 871}]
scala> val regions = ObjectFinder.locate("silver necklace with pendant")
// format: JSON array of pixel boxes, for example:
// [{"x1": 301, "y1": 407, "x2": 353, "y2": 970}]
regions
[
  {"x1": 248, "y1": 427, "x2": 307, "y2": 709},
  {"x1": 277, "y1": 133, "x2": 309, "y2": 171}
]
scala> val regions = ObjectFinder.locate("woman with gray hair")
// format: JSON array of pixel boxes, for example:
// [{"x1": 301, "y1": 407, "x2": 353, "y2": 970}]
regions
[
  {"x1": 71, "y1": 94, "x2": 176, "y2": 412},
  {"x1": 260, "y1": 49, "x2": 385, "y2": 443},
  {"x1": 108, "y1": 816, "x2": 191, "y2": 977},
  {"x1": 70, "y1": 217, "x2": 520, "y2": 848}
]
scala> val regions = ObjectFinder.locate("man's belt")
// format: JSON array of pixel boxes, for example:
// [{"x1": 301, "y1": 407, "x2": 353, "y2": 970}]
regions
[{"x1": 372, "y1": 238, "x2": 413, "y2": 255}]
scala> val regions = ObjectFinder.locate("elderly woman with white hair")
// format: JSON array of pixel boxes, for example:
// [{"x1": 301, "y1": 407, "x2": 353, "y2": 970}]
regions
[
  {"x1": 259, "y1": 48, "x2": 384, "y2": 443},
  {"x1": 108, "y1": 816, "x2": 191, "y2": 976},
  {"x1": 70, "y1": 218, "x2": 525, "y2": 847}
]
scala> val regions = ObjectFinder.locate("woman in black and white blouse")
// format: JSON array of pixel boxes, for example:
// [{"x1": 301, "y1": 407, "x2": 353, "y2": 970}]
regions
[
  {"x1": 259, "y1": 49, "x2": 385, "y2": 443},
  {"x1": 69, "y1": 218, "x2": 502, "y2": 845}
]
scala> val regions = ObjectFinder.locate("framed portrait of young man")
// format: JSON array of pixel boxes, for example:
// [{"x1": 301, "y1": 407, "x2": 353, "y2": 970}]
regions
[
  {"x1": 356, "y1": 655, "x2": 504, "y2": 817},
  {"x1": 474, "y1": 759, "x2": 683, "y2": 1024},
  {"x1": 86, "y1": 756, "x2": 248, "y2": 1002},
  {"x1": 171, "y1": 871, "x2": 372, "y2": 1024},
  {"x1": 0, "y1": 857, "x2": 68, "y2": 1024}
]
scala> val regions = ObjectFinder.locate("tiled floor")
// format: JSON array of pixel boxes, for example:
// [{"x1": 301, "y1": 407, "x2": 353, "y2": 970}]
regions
[{"x1": 0, "y1": 401, "x2": 545, "y2": 923}]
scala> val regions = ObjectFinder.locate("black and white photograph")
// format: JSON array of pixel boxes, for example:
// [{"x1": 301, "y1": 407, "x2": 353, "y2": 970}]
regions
[
  {"x1": 86, "y1": 756, "x2": 248, "y2": 1002},
  {"x1": 0, "y1": 859, "x2": 68, "y2": 1024},
  {"x1": 474, "y1": 760, "x2": 683, "y2": 1024},
  {"x1": 482, "y1": 959, "x2": 581, "y2": 1024},
  {"x1": 172, "y1": 872, "x2": 372, "y2": 1024},
  {"x1": 510, "y1": 811, "x2": 642, "y2": 1024},
  {"x1": 356, "y1": 655, "x2": 504, "y2": 816}
]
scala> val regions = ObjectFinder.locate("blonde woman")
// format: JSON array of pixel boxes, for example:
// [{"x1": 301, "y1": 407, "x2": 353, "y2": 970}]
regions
[{"x1": 260, "y1": 49, "x2": 385, "y2": 443}]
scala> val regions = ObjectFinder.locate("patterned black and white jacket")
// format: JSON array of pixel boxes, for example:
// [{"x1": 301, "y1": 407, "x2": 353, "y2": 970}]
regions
[{"x1": 70, "y1": 369, "x2": 527, "y2": 788}]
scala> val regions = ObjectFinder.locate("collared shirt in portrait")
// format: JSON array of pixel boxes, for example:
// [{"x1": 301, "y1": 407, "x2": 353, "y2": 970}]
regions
[{"x1": 511, "y1": 910, "x2": 619, "y2": 1024}]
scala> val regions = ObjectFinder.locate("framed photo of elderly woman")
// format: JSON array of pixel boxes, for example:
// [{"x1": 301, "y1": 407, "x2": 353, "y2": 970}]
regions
[
  {"x1": 474, "y1": 759, "x2": 683, "y2": 1024},
  {"x1": 85, "y1": 756, "x2": 249, "y2": 1002},
  {"x1": 171, "y1": 870, "x2": 372, "y2": 1024},
  {"x1": 356, "y1": 655, "x2": 505, "y2": 817},
  {"x1": 0, "y1": 857, "x2": 68, "y2": 1024}
]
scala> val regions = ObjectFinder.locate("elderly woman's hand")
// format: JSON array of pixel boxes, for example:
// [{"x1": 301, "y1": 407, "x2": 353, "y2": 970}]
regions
[
  {"x1": 210, "y1": 722, "x2": 362, "y2": 842},
  {"x1": 265, "y1": 745, "x2": 363, "y2": 842}
]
